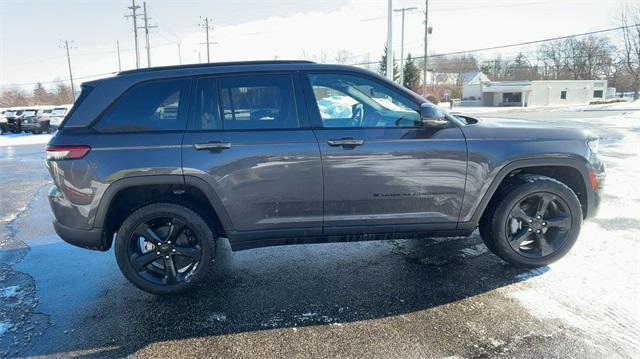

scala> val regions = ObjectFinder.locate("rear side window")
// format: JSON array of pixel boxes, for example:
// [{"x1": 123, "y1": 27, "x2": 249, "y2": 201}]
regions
[
  {"x1": 218, "y1": 74, "x2": 299, "y2": 130},
  {"x1": 95, "y1": 79, "x2": 190, "y2": 133}
]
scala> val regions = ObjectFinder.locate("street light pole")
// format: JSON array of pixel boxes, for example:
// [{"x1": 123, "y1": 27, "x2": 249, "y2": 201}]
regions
[
  {"x1": 423, "y1": 0, "x2": 429, "y2": 96},
  {"x1": 394, "y1": 7, "x2": 417, "y2": 86},
  {"x1": 386, "y1": 0, "x2": 393, "y2": 81}
]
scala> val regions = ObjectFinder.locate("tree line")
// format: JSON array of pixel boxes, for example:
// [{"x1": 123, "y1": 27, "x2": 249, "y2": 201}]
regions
[{"x1": 0, "y1": 82, "x2": 75, "y2": 107}]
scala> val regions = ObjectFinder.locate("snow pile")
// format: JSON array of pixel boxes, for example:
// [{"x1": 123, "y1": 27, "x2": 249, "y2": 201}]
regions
[
  {"x1": 505, "y1": 111, "x2": 640, "y2": 356},
  {"x1": 0, "y1": 133, "x2": 52, "y2": 147}
]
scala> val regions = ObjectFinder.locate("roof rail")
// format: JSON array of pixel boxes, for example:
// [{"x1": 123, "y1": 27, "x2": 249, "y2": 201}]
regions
[{"x1": 117, "y1": 60, "x2": 315, "y2": 75}]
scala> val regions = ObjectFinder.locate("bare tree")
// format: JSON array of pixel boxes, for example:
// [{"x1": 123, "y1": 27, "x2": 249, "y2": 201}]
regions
[
  {"x1": 620, "y1": 5, "x2": 640, "y2": 98},
  {"x1": 334, "y1": 49, "x2": 353, "y2": 64},
  {"x1": 0, "y1": 89, "x2": 30, "y2": 107}
]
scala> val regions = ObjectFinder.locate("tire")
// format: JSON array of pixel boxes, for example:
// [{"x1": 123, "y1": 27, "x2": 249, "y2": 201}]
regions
[
  {"x1": 114, "y1": 202, "x2": 215, "y2": 295},
  {"x1": 480, "y1": 175, "x2": 583, "y2": 267}
]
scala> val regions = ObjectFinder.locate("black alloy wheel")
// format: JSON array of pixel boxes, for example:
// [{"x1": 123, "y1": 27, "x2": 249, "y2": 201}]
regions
[
  {"x1": 505, "y1": 192, "x2": 572, "y2": 258},
  {"x1": 115, "y1": 203, "x2": 214, "y2": 294},
  {"x1": 127, "y1": 216, "x2": 203, "y2": 285},
  {"x1": 480, "y1": 175, "x2": 583, "y2": 267}
]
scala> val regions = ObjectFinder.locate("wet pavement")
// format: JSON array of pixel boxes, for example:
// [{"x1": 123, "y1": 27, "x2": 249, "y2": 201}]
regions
[{"x1": 0, "y1": 109, "x2": 638, "y2": 358}]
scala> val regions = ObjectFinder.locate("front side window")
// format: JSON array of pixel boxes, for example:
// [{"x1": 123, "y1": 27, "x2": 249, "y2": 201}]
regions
[
  {"x1": 308, "y1": 73, "x2": 419, "y2": 128},
  {"x1": 95, "y1": 78, "x2": 190, "y2": 132},
  {"x1": 593, "y1": 90, "x2": 603, "y2": 98},
  {"x1": 219, "y1": 74, "x2": 299, "y2": 130},
  {"x1": 560, "y1": 90, "x2": 567, "y2": 100}
]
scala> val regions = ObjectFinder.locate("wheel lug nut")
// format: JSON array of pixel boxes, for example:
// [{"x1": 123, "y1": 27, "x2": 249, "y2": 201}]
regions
[
  {"x1": 165, "y1": 256, "x2": 169, "y2": 259},
  {"x1": 528, "y1": 228, "x2": 533, "y2": 232},
  {"x1": 536, "y1": 216, "x2": 542, "y2": 220},
  {"x1": 536, "y1": 230, "x2": 541, "y2": 233},
  {"x1": 172, "y1": 249, "x2": 176, "y2": 253},
  {"x1": 167, "y1": 241, "x2": 172, "y2": 244},
  {"x1": 542, "y1": 222, "x2": 547, "y2": 226},
  {"x1": 528, "y1": 219, "x2": 533, "y2": 223}
]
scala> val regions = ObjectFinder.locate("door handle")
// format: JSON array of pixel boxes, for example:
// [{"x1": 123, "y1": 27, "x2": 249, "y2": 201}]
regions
[
  {"x1": 327, "y1": 138, "x2": 364, "y2": 147},
  {"x1": 193, "y1": 141, "x2": 232, "y2": 150}
]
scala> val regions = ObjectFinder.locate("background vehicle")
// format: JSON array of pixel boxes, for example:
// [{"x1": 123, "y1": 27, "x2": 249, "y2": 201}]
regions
[
  {"x1": 1, "y1": 107, "x2": 25, "y2": 133},
  {"x1": 21, "y1": 106, "x2": 55, "y2": 134},
  {"x1": 48, "y1": 105, "x2": 73, "y2": 131},
  {"x1": 46, "y1": 61, "x2": 605, "y2": 295}
]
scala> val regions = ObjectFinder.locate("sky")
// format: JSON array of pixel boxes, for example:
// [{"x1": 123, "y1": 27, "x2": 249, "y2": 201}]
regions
[{"x1": 1, "y1": 0, "x2": 638, "y2": 91}]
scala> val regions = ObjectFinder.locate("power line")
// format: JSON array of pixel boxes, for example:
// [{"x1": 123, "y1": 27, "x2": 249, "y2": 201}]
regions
[
  {"x1": 139, "y1": 2, "x2": 158, "y2": 68},
  {"x1": 349, "y1": 24, "x2": 639, "y2": 66},
  {"x1": 199, "y1": 17, "x2": 216, "y2": 63},
  {"x1": 59, "y1": 40, "x2": 75, "y2": 99},
  {"x1": 125, "y1": 0, "x2": 142, "y2": 69}
]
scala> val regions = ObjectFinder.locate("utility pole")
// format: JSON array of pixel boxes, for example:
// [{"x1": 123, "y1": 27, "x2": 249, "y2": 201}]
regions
[
  {"x1": 116, "y1": 40, "x2": 122, "y2": 71},
  {"x1": 177, "y1": 43, "x2": 182, "y2": 65},
  {"x1": 139, "y1": 2, "x2": 158, "y2": 68},
  {"x1": 422, "y1": 0, "x2": 429, "y2": 96},
  {"x1": 386, "y1": 0, "x2": 394, "y2": 81},
  {"x1": 199, "y1": 17, "x2": 216, "y2": 63},
  {"x1": 125, "y1": 0, "x2": 141, "y2": 69},
  {"x1": 59, "y1": 40, "x2": 75, "y2": 100},
  {"x1": 394, "y1": 6, "x2": 417, "y2": 86}
]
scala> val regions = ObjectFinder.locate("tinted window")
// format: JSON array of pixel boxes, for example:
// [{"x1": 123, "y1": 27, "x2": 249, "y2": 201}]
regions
[
  {"x1": 593, "y1": 90, "x2": 603, "y2": 98},
  {"x1": 190, "y1": 78, "x2": 221, "y2": 130},
  {"x1": 95, "y1": 79, "x2": 190, "y2": 132},
  {"x1": 219, "y1": 74, "x2": 299, "y2": 130},
  {"x1": 560, "y1": 90, "x2": 567, "y2": 100},
  {"x1": 308, "y1": 73, "x2": 419, "y2": 128}
]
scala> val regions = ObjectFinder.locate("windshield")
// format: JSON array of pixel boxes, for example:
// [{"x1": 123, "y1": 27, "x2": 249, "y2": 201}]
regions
[
  {"x1": 22, "y1": 110, "x2": 37, "y2": 117},
  {"x1": 5, "y1": 111, "x2": 16, "y2": 117},
  {"x1": 52, "y1": 108, "x2": 67, "y2": 116}
]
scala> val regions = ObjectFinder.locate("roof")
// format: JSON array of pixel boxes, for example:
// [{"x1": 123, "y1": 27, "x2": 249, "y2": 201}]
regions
[
  {"x1": 117, "y1": 60, "x2": 315, "y2": 76},
  {"x1": 462, "y1": 71, "x2": 490, "y2": 84}
]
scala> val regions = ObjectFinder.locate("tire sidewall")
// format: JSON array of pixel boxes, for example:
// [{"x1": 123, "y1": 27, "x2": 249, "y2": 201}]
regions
[
  {"x1": 114, "y1": 203, "x2": 214, "y2": 295},
  {"x1": 491, "y1": 179, "x2": 583, "y2": 267}
]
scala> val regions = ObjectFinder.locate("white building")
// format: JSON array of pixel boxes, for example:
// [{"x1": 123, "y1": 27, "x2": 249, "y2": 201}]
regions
[
  {"x1": 461, "y1": 72, "x2": 491, "y2": 100},
  {"x1": 465, "y1": 78, "x2": 608, "y2": 107}
]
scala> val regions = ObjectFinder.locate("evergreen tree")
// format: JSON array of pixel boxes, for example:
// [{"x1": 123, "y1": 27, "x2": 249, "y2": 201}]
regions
[
  {"x1": 33, "y1": 82, "x2": 50, "y2": 105},
  {"x1": 378, "y1": 46, "x2": 399, "y2": 81},
  {"x1": 402, "y1": 54, "x2": 422, "y2": 91}
]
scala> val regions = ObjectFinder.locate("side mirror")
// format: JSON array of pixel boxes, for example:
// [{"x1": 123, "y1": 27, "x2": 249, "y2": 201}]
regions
[{"x1": 420, "y1": 103, "x2": 449, "y2": 128}]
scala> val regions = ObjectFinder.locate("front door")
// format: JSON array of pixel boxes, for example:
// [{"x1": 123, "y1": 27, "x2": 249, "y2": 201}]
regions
[
  {"x1": 182, "y1": 73, "x2": 323, "y2": 240},
  {"x1": 303, "y1": 72, "x2": 467, "y2": 233}
]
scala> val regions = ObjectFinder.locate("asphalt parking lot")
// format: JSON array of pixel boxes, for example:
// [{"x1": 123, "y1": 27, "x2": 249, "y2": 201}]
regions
[{"x1": 0, "y1": 109, "x2": 638, "y2": 358}]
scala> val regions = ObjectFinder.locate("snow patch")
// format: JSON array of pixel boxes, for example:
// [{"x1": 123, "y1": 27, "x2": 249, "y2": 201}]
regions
[
  {"x1": 0, "y1": 133, "x2": 52, "y2": 147},
  {"x1": 458, "y1": 244, "x2": 488, "y2": 258}
]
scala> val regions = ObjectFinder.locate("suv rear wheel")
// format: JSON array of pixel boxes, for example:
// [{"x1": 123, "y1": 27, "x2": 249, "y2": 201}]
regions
[
  {"x1": 480, "y1": 175, "x2": 583, "y2": 267},
  {"x1": 114, "y1": 203, "x2": 214, "y2": 295}
]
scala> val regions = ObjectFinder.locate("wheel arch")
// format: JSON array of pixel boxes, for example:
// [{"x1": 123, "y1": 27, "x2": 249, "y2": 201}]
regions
[
  {"x1": 461, "y1": 156, "x2": 592, "y2": 230},
  {"x1": 94, "y1": 175, "x2": 234, "y2": 247}
]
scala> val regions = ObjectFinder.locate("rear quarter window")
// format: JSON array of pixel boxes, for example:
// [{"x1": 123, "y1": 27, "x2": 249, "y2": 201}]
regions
[{"x1": 95, "y1": 78, "x2": 190, "y2": 133}]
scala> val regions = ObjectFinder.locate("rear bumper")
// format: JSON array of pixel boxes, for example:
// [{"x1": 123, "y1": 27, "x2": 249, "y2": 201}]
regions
[
  {"x1": 49, "y1": 185, "x2": 110, "y2": 251},
  {"x1": 52, "y1": 220, "x2": 109, "y2": 251}
]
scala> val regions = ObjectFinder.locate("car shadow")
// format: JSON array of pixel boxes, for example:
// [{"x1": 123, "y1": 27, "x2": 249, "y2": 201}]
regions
[{"x1": 17, "y1": 234, "x2": 547, "y2": 357}]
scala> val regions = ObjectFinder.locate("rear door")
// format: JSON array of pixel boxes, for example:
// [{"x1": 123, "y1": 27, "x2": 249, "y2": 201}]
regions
[
  {"x1": 302, "y1": 71, "x2": 467, "y2": 233},
  {"x1": 181, "y1": 72, "x2": 323, "y2": 240}
]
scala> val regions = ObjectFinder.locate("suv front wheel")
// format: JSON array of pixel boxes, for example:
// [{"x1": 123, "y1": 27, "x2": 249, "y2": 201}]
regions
[
  {"x1": 480, "y1": 175, "x2": 583, "y2": 267},
  {"x1": 114, "y1": 203, "x2": 214, "y2": 295}
]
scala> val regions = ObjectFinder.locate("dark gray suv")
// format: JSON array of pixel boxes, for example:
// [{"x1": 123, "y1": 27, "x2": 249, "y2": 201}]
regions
[{"x1": 46, "y1": 61, "x2": 605, "y2": 294}]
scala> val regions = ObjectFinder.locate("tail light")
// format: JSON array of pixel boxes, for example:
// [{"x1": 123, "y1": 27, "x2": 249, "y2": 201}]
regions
[{"x1": 46, "y1": 145, "x2": 91, "y2": 160}]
